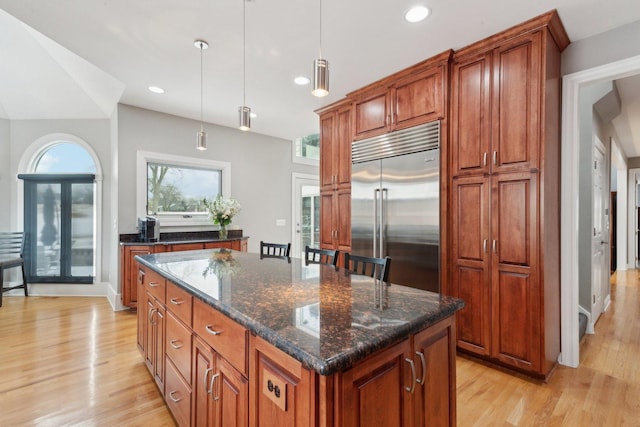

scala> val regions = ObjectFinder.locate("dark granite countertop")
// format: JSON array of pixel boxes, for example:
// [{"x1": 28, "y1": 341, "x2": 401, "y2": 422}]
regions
[
  {"x1": 135, "y1": 249, "x2": 464, "y2": 376},
  {"x1": 120, "y1": 230, "x2": 248, "y2": 246}
]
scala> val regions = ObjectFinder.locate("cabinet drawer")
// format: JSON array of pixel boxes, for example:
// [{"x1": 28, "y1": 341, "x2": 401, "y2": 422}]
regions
[
  {"x1": 144, "y1": 268, "x2": 166, "y2": 304},
  {"x1": 194, "y1": 298, "x2": 248, "y2": 376},
  {"x1": 166, "y1": 282, "x2": 193, "y2": 327},
  {"x1": 166, "y1": 312, "x2": 192, "y2": 384},
  {"x1": 165, "y1": 359, "x2": 191, "y2": 427}
]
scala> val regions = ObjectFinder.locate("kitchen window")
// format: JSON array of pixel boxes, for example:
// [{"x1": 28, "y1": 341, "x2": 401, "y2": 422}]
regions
[
  {"x1": 137, "y1": 151, "x2": 231, "y2": 227},
  {"x1": 292, "y1": 133, "x2": 320, "y2": 165}
]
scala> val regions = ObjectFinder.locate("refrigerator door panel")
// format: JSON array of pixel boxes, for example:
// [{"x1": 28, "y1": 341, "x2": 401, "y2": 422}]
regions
[
  {"x1": 351, "y1": 160, "x2": 381, "y2": 258},
  {"x1": 381, "y1": 149, "x2": 440, "y2": 292}
]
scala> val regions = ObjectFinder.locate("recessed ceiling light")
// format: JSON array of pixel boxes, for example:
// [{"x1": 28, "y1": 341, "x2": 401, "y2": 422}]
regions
[
  {"x1": 148, "y1": 86, "x2": 165, "y2": 94},
  {"x1": 294, "y1": 76, "x2": 310, "y2": 85},
  {"x1": 405, "y1": 5, "x2": 430, "y2": 23}
]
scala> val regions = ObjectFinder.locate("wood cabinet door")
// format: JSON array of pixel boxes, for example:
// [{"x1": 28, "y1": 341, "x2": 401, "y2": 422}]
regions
[
  {"x1": 413, "y1": 316, "x2": 456, "y2": 427},
  {"x1": 451, "y1": 176, "x2": 491, "y2": 356},
  {"x1": 192, "y1": 337, "x2": 216, "y2": 427},
  {"x1": 491, "y1": 172, "x2": 539, "y2": 372},
  {"x1": 336, "y1": 106, "x2": 352, "y2": 187},
  {"x1": 336, "y1": 188, "x2": 351, "y2": 252},
  {"x1": 136, "y1": 268, "x2": 146, "y2": 353},
  {"x1": 450, "y1": 52, "x2": 491, "y2": 177},
  {"x1": 393, "y1": 65, "x2": 444, "y2": 130},
  {"x1": 144, "y1": 294, "x2": 166, "y2": 393},
  {"x1": 320, "y1": 190, "x2": 335, "y2": 249},
  {"x1": 319, "y1": 112, "x2": 336, "y2": 191},
  {"x1": 341, "y1": 339, "x2": 413, "y2": 426},
  {"x1": 353, "y1": 88, "x2": 391, "y2": 140},
  {"x1": 217, "y1": 357, "x2": 248, "y2": 427},
  {"x1": 122, "y1": 245, "x2": 152, "y2": 308},
  {"x1": 491, "y1": 31, "x2": 541, "y2": 174}
]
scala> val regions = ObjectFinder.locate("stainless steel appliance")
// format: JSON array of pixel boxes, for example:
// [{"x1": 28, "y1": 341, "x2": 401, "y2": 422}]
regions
[
  {"x1": 138, "y1": 216, "x2": 160, "y2": 242},
  {"x1": 351, "y1": 121, "x2": 440, "y2": 292}
]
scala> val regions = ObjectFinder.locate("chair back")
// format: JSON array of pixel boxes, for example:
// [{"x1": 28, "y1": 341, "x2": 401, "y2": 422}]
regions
[
  {"x1": 304, "y1": 246, "x2": 339, "y2": 266},
  {"x1": 0, "y1": 232, "x2": 25, "y2": 258},
  {"x1": 260, "y1": 241, "x2": 291, "y2": 258},
  {"x1": 344, "y1": 253, "x2": 390, "y2": 281}
]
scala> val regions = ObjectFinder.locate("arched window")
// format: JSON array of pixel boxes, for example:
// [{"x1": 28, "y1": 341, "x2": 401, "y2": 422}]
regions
[{"x1": 18, "y1": 142, "x2": 97, "y2": 284}]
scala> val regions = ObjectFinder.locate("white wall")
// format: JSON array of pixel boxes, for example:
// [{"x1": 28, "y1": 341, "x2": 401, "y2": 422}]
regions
[
  {"x1": 117, "y1": 104, "x2": 318, "y2": 254},
  {"x1": 6, "y1": 118, "x2": 113, "y2": 297},
  {"x1": 0, "y1": 119, "x2": 10, "y2": 230},
  {"x1": 563, "y1": 20, "x2": 640, "y2": 75}
]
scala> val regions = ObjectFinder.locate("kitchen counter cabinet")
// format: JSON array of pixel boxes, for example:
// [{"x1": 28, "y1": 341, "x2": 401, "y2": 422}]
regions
[
  {"x1": 135, "y1": 249, "x2": 463, "y2": 426},
  {"x1": 349, "y1": 51, "x2": 450, "y2": 141}
]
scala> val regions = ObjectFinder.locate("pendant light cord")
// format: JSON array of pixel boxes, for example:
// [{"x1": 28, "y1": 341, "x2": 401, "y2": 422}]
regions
[
  {"x1": 319, "y1": 0, "x2": 323, "y2": 59},
  {"x1": 243, "y1": 0, "x2": 246, "y2": 106},
  {"x1": 200, "y1": 42, "x2": 204, "y2": 131}
]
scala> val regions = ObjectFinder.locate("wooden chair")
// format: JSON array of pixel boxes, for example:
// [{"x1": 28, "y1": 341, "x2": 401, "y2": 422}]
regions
[
  {"x1": 260, "y1": 241, "x2": 291, "y2": 259},
  {"x1": 344, "y1": 253, "x2": 390, "y2": 282},
  {"x1": 0, "y1": 232, "x2": 28, "y2": 307},
  {"x1": 304, "y1": 246, "x2": 339, "y2": 266}
]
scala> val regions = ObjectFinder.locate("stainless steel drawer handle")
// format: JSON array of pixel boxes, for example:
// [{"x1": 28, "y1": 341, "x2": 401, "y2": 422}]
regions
[
  {"x1": 210, "y1": 373, "x2": 220, "y2": 401},
  {"x1": 169, "y1": 339, "x2": 183, "y2": 349},
  {"x1": 168, "y1": 390, "x2": 182, "y2": 403},
  {"x1": 148, "y1": 281, "x2": 159, "y2": 287},
  {"x1": 204, "y1": 367, "x2": 213, "y2": 394},
  {"x1": 416, "y1": 351, "x2": 426, "y2": 385},
  {"x1": 404, "y1": 358, "x2": 416, "y2": 394},
  {"x1": 205, "y1": 324, "x2": 223, "y2": 335},
  {"x1": 170, "y1": 298, "x2": 183, "y2": 305}
]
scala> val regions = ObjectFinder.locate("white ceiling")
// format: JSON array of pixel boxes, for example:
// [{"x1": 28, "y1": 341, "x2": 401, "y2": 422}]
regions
[{"x1": 1, "y1": 0, "x2": 640, "y2": 152}]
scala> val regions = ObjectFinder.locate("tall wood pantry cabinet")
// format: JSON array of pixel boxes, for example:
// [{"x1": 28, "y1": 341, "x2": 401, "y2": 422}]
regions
[
  {"x1": 317, "y1": 99, "x2": 352, "y2": 264},
  {"x1": 449, "y1": 10, "x2": 569, "y2": 378}
]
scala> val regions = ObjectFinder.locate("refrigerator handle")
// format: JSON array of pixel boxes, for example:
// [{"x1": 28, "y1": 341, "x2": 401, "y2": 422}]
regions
[
  {"x1": 374, "y1": 189, "x2": 380, "y2": 257},
  {"x1": 381, "y1": 188, "x2": 388, "y2": 258}
]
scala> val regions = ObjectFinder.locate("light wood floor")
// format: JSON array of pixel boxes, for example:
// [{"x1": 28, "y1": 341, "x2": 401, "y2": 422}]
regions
[{"x1": 1, "y1": 271, "x2": 638, "y2": 426}]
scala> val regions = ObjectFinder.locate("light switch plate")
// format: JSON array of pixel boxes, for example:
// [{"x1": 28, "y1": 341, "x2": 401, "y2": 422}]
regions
[{"x1": 276, "y1": 219, "x2": 286, "y2": 226}]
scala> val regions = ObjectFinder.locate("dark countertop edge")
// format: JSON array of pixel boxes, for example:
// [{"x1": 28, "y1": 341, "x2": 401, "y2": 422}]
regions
[
  {"x1": 121, "y1": 236, "x2": 249, "y2": 246},
  {"x1": 134, "y1": 255, "x2": 464, "y2": 376}
]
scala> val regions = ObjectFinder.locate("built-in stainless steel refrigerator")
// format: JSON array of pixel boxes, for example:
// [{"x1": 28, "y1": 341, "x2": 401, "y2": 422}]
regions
[{"x1": 351, "y1": 121, "x2": 440, "y2": 292}]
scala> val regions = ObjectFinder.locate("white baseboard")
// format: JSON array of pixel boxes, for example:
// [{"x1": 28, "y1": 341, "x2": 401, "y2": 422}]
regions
[
  {"x1": 1, "y1": 281, "x2": 125, "y2": 310},
  {"x1": 603, "y1": 294, "x2": 611, "y2": 313}
]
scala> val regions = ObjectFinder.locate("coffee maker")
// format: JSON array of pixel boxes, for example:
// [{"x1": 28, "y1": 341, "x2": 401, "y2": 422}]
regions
[{"x1": 138, "y1": 216, "x2": 160, "y2": 242}]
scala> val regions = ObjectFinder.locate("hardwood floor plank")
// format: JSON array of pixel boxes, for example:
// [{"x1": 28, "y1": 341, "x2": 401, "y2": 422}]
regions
[{"x1": 0, "y1": 296, "x2": 173, "y2": 426}]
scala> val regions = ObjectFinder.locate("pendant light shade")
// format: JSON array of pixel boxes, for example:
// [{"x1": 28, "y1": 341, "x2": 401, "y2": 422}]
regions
[
  {"x1": 195, "y1": 39, "x2": 209, "y2": 150},
  {"x1": 238, "y1": 0, "x2": 251, "y2": 131},
  {"x1": 238, "y1": 106, "x2": 251, "y2": 131},
  {"x1": 197, "y1": 127, "x2": 207, "y2": 150},
  {"x1": 312, "y1": 0, "x2": 329, "y2": 97},
  {"x1": 312, "y1": 58, "x2": 329, "y2": 97}
]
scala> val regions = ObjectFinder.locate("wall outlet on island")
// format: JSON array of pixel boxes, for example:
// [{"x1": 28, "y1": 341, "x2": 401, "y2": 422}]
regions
[{"x1": 276, "y1": 219, "x2": 286, "y2": 226}]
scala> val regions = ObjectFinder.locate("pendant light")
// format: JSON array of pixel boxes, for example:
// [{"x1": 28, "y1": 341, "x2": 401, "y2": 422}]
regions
[
  {"x1": 195, "y1": 39, "x2": 209, "y2": 150},
  {"x1": 312, "y1": 0, "x2": 329, "y2": 97},
  {"x1": 238, "y1": 0, "x2": 251, "y2": 131}
]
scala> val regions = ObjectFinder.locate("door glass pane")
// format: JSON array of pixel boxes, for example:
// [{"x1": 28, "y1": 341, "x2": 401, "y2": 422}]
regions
[
  {"x1": 37, "y1": 183, "x2": 61, "y2": 277},
  {"x1": 71, "y1": 183, "x2": 94, "y2": 276}
]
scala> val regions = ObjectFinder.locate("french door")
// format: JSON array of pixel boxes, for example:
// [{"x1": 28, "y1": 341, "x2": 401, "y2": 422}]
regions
[{"x1": 19, "y1": 174, "x2": 95, "y2": 283}]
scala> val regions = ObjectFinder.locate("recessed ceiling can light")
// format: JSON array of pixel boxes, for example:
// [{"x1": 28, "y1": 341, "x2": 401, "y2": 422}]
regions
[
  {"x1": 294, "y1": 76, "x2": 310, "y2": 85},
  {"x1": 405, "y1": 5, "x2": 430, "y2": 23},
  {"x1": 148, "y1": 86, "x2": 164, "y2": 94}
]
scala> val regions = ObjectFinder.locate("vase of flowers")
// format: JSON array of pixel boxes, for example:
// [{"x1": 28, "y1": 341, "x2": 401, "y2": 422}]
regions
[{"x1": 203, "y1": 195, "x2": 241, "y2": 240}]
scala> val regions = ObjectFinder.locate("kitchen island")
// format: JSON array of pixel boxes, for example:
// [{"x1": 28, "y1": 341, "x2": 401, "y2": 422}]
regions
[{"x1": 135, "y1": 248, "x2": 463, "y2": 426}]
